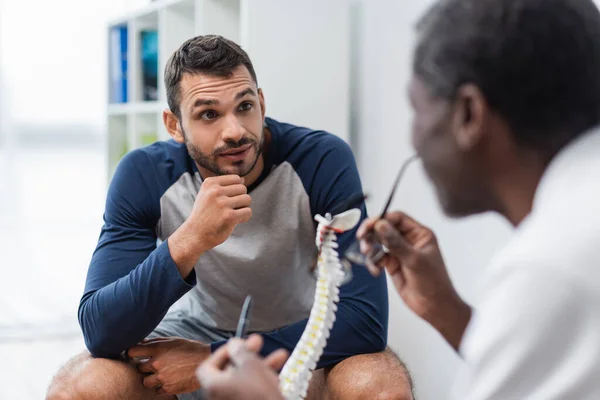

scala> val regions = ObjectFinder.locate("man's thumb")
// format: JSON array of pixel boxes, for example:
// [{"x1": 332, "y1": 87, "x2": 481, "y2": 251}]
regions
[
  {"x1": 374, "y1": 220, "x2": 410, "y2": 256},
  {"x1": 228, "y1": 339, "x2": 253, "y2": 366}
]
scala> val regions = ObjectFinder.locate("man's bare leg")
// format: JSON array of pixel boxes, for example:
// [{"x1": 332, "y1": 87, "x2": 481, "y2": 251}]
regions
[
  {"x1": 306, "y1": 347, "x2": 414, "y2": 400},
  {"x1": 46, "y1": 352, "x2": 177, "y2": 400}
]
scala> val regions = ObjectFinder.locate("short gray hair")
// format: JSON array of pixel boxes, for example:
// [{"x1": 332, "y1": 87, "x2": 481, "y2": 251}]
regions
[{"x1": 413, "y1": 0, "x2": 600, "y2": 154}]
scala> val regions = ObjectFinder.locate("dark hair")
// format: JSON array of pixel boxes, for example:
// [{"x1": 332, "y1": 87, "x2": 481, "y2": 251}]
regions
[
  {"x1": 165, "y1": 35, "x2": 258, "y2": 118},
  {"x1": 413, "y1": 0, "x2": 600, "y2": 154}
]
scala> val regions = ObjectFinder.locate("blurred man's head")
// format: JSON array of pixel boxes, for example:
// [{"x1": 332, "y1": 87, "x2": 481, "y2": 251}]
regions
[
  {"x1": 409, "y1": 0, "x2": 600, "y2": 218},
  {"x1": 163, "y1": 35, "x2": 266, "y2": 178}
]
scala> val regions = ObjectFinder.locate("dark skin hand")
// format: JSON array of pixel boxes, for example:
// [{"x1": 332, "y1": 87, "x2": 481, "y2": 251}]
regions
[{"x1": 357, "y1": 211, "x2": 472, "y2": 351}]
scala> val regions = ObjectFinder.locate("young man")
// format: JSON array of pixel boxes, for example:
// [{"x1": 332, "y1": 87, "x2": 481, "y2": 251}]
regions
[
  {"x1": 197, "y1": 0, "x2": 600, "y2": 398},
  {"x1": 46, "y1": 35, "x2": 411, "y2": 400}
]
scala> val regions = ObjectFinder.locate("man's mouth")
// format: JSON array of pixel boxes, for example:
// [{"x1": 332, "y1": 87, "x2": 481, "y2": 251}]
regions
[{"x1": 219, "y1": 144, "x2": 253, "y2": 161}]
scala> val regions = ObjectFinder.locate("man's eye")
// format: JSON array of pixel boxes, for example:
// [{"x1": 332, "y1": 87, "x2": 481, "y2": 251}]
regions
[
  {"x1": 239, "y1": 102, "x2": 253, "y2": 112},
  {"x1": 201, "y1": 110, "x2": 218, "y2": 120}
]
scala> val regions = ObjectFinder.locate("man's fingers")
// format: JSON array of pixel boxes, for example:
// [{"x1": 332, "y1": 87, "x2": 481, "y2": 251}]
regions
[
  {"x1": 264, "y1": 349, "x2": 289, "y2": 372},
  {"x1": 197, "y1": 345, "x2": 232, "y2": 389},
  {"x1": 228, "y1": 193, "x2": 252, "y2": 210},
  {"x1": 205, "y1": 174, "x2": 243, "y2": 187},
  {"x1": 221, "y1": 183, "x2": 248, "y2": 197},
  {"x1": 381, "y1": 211, "x2": 410, "y2": 224},
  {"x1": 156, "y1": 386, "x2": 168, "y2": 396},
  {"x1": 357, "y1": 217, "x2": 377, "y2": 239},
  {"x1": 359, "y1": 233, "x2": 384, "y2": 260},
  {"x1": 142, "y1": 373, "x2": 161, "y2": 389},
  {"x1": 205, "y1": 343, "x2": 232, "y2": 370},
  {"x1": 244, "y1": 334, "x2": 264, "y2": 353},
  {"x1": 127, "y1": 344, "x2": 155, "y2": 359},
  {"x1": 374, "y1": 220, "x2": 412, "y2": 258},
  {"x1": 365, "y1": 259, "x2": 382, "y2": 277},
  {"x1": 197, "y1": 362, "x2": 222, "y2": 389},
  {"x1": 360, "y1": 212, "x2": 427, "y2": 241},
  {"x1": 197, "y1": 364, "x2": 218, "y2": 391},
  {"x1": 228, "y1": 339, "x2": 260, "y2": 367},
  {"x1": 383, "y1": 211, "x2": 427, "y2": 236},
  {"x1": 197, "y1": 337, "x2": 260, "y2": 389},
  {"x1": 238, "y1": 334, "x2": 287, "y2": 372},
  {"x1": 136, "y1": 360, "x2": 155, "y2": 374},
  {"x1": 359, "y1": 238, "x2": 372, "y2": 255},
  {"x1": 233, "y1": 207, "x2": 253, "y2": 224},
  {"x1": 140, "y1": 337, "x2": 172, "y2": 344}
]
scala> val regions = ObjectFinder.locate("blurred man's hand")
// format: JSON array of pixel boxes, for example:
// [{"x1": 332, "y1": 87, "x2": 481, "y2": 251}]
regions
[
  {"x1": 197, "y1": 334, "x2": 288, "y2": 400},
  {"x1": 358, "y1": 211, "x2": 471, "y2": 351}
]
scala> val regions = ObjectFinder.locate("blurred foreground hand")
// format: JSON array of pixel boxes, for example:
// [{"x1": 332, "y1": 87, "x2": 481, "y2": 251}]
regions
[{"x1": 197, "y1": 334, "x2": 288, "y2": 400}]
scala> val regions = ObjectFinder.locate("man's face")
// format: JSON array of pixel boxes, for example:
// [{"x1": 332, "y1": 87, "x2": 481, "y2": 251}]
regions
[
  {"x1": 408, "y1": 75, "x2": 490, "y2": 217},
  {"x1": 177, "y1": 66, "x2": 266, "y2": 177}
]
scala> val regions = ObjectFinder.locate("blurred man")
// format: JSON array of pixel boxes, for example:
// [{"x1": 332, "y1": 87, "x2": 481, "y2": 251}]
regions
[
  {"x1": 45, "y1": 35, "x2": 411, "y2": 400},
  {"x1": 196, "y1": 0, "x2": 600, "y2": 398}
]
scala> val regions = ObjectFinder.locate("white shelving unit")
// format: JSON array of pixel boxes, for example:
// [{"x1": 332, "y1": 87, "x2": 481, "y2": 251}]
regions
[{"x1": 107, "y1": 0, "x2": 351, "y2": 178}]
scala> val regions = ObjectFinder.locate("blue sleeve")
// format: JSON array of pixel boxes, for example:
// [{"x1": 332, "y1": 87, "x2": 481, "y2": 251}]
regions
[
  {"x1": 79, "y1": 150, "x2": 196, "y2": 358},
  {"x1": 210, "y1": 135, "x2": 389, "y2": 368}
]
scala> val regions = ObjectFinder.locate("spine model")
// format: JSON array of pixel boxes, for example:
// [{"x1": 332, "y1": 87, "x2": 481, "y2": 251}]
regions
[{"x1": 278, "y1": 209, "x2": 361, "y2": 400}]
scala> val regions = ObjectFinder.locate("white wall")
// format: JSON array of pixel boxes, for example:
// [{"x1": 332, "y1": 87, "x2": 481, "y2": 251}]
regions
[
  {"x1": 353, "y1": 1, "x2": 513, "y2": 399},
  {"x1": 242, "y1": 0, "x2": 351, "y2": 141}
]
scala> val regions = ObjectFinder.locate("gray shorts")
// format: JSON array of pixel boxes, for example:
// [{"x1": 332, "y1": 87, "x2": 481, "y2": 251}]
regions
[{"x1": 147, "y1": 310, "x2": 237, "y2": 400}]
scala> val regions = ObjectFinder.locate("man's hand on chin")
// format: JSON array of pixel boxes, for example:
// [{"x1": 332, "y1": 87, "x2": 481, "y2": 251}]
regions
[{"x1": 128, "y1": 337, "x2": 211, "y2": 395}]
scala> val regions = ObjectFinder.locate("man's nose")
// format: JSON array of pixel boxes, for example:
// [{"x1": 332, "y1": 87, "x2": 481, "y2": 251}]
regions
[{"x1": 221, "y1": 114, "x2": 245, "y2": 143}]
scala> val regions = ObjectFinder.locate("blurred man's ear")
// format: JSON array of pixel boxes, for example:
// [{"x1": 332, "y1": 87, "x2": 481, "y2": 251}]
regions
[{"x1": 452, "y1": 84, "x2": 487, "y2": 151}]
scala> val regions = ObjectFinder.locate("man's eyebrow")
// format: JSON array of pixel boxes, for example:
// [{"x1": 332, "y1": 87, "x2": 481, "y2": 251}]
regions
[
  {"x1": 190, "y1": 89, "x2": 256, "y2": 111},
  {"x1": 192, "y1": 98, "x2": 219, "y2": 110},
  {"x1": 236, "y1": 88, "x2": 256, "y2": 100}
]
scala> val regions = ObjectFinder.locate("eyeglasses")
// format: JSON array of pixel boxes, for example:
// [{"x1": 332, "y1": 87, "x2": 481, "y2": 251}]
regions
[{"x1": 341, "y1": 154, "x2": 419, "y2": 275}]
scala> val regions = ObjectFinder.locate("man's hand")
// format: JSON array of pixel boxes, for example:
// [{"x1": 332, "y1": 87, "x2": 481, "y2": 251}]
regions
[
  {"x1": 127, "y1": 337, "x2": 211, "y2": 396},
  {"x1": 357, "y1": 211, "x2": 472, "y2": 351},
  {"x1": 168, "y1": 175, "x2": 253, "y2": 277},
  {"x1": 197, "y1": 334, "x2": 288, "y2": 400}
]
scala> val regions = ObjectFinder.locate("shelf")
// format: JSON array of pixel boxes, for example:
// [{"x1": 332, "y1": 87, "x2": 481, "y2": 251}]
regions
[
  {"x1": 107, "y1": 0, "x2": 193, "y2": 28},
  {"x1": 168, "y1": 0, "x2": 195, "y2": 16},
  {"x1": 106, "y1": 0, "x2": 351, "y2": 180},
  {"x1": 108, "y1": 101, "x2": 167, "y2": 115}
]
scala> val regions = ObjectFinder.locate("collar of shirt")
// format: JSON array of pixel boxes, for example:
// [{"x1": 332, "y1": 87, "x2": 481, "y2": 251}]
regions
[{"x1": 533, "y1": 125, "x2": 600, "y2": 213}]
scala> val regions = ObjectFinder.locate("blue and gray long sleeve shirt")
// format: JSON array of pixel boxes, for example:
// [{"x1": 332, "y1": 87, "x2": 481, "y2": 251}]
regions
[{"x1": 79, "y1": 117, "x2": 388, "y2": 368}]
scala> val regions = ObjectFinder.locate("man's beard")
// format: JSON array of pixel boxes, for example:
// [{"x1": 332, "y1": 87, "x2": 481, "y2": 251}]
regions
[{"x1": 182, "y1": 127, "x2": 264, "y2": 177}]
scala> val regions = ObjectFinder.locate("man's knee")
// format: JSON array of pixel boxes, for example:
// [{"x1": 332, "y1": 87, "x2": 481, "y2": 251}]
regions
[
  {"x1": 325, "y1": 347, "x2": 415, "y2": 400},
  {"x1": 46, "y1": 352, "x2": 87, "y2": 400},
  {"x1": 45, "y1": 351, "x2": 167, "y2": 400}
]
